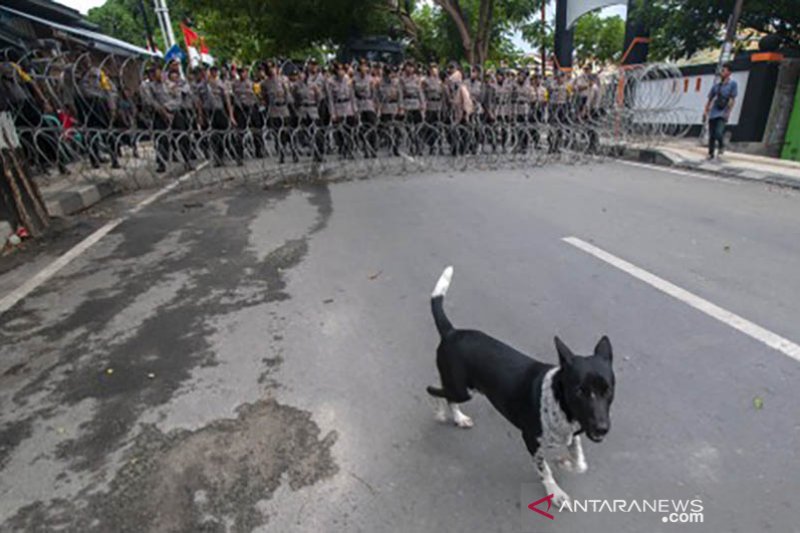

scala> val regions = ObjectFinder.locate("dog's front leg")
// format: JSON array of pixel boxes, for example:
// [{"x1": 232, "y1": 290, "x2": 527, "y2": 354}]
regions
[
  {"x1": 558, "y1": 435, "x2": 588, "y2": 474},
  {"x1": 534, "y1": 451, "x2": 571, "y2": 507},
  {"x1": 525, "y1": 431, "x2": 571, "y2": 508}
]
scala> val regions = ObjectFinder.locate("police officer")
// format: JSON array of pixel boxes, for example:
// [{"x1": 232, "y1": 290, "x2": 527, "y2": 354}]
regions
[
  {"x1": 165, "y1": 68, "x2": 194, "y2": 170},
  {"x1": 422, "y1": 62, "x2": 447, "y2": 155},
  {"x1": 529, "y1": 73, "x2": 548, "y2": 149},
  {"x1": 79, "y1": 63, "x2": 120, "y2": 168},
  {"x1": 377, "y1": 64, "x2": 402, "y2": 156},
  {"x1": 232, "y1": 67, "x2": 265, "y2": 158},
  {"x1": 262, "y1": 60, "x2": 295, "y2": 163},
  {"x1": 548, "y1": 71, "x2": 570, "y2": 153},
  {"x1": 353, "y1": 58, "x2": 378, "y2": 158},
  {"x1": 399, "y1": 60, "x2": 425, "y2": 155},
  {"x1": 511, "y1": 69, "x2": 533, "y2": 153},
  {"x1": 291, "y1": 68, "x2": 325, "y2": 162},
  {"x1": 200, "y1": 65, "x2": 238, "y2": 166},
  {"x1": 326, "y1": 61, "x2": 356, "y2": 159}
]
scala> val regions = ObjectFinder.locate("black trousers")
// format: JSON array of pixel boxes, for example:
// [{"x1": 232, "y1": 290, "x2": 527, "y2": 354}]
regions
[
  {"x1": 548, "y1": 104, "x2": 567, "y2": 153},
  {"x1": 379, "y1": 114, "x2": 400, "y2": 155},
  {"x1": 708, "y1": 117, "x2": 726, "y2": 156},
  {"x1": 78, "y1": 97, "x2": 118, "y2": 167},
  {"x1": 404, "y1": 109, "x2": 423, "y2": 155},
  {"x1": 423, "y1": 110, "x2": 444, "y2": 154},
  {"x1": 268, "y1": 116, "x2": 293, "y2": 162},
  {"x1": 358, "y1": 111, "x2": 378, "y2": 157},
  {"x1": 235, "y1": 104, "x2": 265, "y2": 158},
  {"x1": 332, "y1": 115, "x2": 357, "y2": 158},
  {"x1": 208, "y1": 109, "x2": 231, "y2": 165}
]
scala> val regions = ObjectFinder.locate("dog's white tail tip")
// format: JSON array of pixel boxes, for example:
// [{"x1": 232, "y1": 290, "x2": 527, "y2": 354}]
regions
[{"x1": 432, "y1": 266, "x2": 454, "y2": 298}]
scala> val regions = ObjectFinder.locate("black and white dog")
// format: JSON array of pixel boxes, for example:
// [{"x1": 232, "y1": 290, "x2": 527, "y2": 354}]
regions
[{"x1": 427, "y1": 266, "x2": 615, "y2": 506}]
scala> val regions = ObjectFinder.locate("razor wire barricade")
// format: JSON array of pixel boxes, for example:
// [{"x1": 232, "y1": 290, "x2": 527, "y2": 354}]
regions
[{"x1": 0, "y1": 50, "x2": 693, "y2": 197}]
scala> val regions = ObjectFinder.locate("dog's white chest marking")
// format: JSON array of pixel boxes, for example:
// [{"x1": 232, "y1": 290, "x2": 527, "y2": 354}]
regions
[{"x1": 538, "y1": 368, "x2": 580, "y2": 451}]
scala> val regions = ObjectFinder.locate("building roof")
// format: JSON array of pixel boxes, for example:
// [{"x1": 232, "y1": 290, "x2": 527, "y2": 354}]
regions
[{"x1": 0, "y1": 5, "x2": 157, "y2": 57}]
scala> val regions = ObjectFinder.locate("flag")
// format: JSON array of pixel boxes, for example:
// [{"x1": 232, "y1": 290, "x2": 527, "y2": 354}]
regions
[
  {"x1": 200, "y1": 37, "x2": 214, "y2": 66},
  {"x1": 180, "y1": 22, "x2": 201, "y2": 67},
  {"x1": 164, "y1": 44, "x2": 186, "y2": 64}
]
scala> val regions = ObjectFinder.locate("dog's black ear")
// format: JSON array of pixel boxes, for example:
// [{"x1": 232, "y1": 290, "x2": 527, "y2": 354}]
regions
[
  {"x1": 555, "y1": 336, "x2": 574, "y2": 367},
  {"x1": 594, "y1": 335, "x2": 613, "y2": 362}
]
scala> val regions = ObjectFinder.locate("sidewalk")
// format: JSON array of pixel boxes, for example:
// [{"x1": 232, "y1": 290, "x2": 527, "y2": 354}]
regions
[{"x1": 624, "y1": 139, "x2": 800, "y2": 190}]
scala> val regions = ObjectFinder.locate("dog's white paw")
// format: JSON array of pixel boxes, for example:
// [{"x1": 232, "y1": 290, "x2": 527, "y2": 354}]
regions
[
  {"x1": 550, "y1": 489, "x2": 572, "y2": 509},
  {"x1": 557, "y1": 456, "x2": 588, "y2": 474},
  {"x1": 453, "y1": 413, "x2": 474, "y2": 429},
  {"x1": 434, "y1": 409, "x2": 448, "y2": 423}
]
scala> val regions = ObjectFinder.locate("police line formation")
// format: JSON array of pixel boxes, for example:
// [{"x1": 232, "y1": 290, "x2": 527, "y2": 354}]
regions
[{"x1": 0, "y1": 50, "x2": 692, "y2": 186}]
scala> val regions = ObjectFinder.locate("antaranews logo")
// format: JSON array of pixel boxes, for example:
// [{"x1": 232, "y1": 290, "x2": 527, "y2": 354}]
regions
[{"x1": 521, "y1": 486, "x2": 704, "y2": 528}]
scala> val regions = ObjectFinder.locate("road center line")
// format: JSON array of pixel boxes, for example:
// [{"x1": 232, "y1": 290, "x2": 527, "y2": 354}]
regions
[
  {"x1": 562, "y1": 236, "x2": 800, "y2": 363},
  {"x1": 0, "y1": 163, "x2": 208, "y2": 316}
]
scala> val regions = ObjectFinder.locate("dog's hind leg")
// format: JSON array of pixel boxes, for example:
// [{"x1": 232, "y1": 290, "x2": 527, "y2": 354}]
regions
[
  {"x1": 434, "y1": 398, "x2": 449, "y2": 423},
  {"x1": 449, "y1": 403, "x2": 473, "y2": 428}
]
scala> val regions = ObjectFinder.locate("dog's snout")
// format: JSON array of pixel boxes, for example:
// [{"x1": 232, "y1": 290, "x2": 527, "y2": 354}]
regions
[{"x1": 594, "y1": 423, "x2": 609, "y2": 436}]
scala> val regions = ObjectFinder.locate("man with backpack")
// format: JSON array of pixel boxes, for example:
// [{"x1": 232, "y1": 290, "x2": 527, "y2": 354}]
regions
[{"x1": 703, "y1": 62, "x2": 738, "y2": 160}]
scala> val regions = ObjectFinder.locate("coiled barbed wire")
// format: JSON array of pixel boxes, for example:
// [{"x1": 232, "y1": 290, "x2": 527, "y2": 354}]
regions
[{"x1": 0, "y1": 49, "x2": 693, "y2": 193}]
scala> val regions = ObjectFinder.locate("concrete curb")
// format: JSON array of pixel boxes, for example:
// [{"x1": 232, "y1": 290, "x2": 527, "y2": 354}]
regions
[
  {"x1": 43, "y1": 179, "x2": 120, "y2": 218},
  {"x1": 620, "y1": 146, "x2": 800, "y2": 191}
]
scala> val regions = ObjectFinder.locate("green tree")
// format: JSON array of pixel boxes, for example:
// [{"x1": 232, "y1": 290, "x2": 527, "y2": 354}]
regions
[
  {"x1": 573, "y1": 13, "x2": 625, "y2": 65},
  {"x1": 635, "y1": 0, "x2": 799, "y2": 61},
  {"x1": 87, "y1": 0, "x2": 192, "y2": 52}
]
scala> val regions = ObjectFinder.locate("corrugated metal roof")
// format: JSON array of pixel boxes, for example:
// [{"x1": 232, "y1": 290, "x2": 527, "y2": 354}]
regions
[{"x1": 0, "y1": 5, "x2": 157, "y2": 57}]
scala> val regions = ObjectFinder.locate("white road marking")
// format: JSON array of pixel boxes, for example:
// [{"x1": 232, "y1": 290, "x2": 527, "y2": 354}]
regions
[
  {"x1": 618, "y1": 159, "x2": 739, "y2": 184},
  {"x1": 563, "y1": 236, "x2": 800, "y2": 363},
  {"x1": 0, "y1": 163, "x2": 208, "y2": 316}
]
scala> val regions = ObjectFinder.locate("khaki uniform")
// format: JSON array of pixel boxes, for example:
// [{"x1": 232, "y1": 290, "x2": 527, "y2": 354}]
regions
[
  {"x1": 422, "y1": 75, "x2": 447, "y2": 115},
  {"x1": 353, "y1": 73, "x2": 377, "y2": 113},
  {"x1": 292, "y1": 79, "x2": 323, "y2": 120},
  {"x1": 399, "y1": 74, "x2": 425, "y2": 112},
  {"x1": 377, "y1": 78, "x2": 402, "y2": 116},
  {"x1": 325, "y1": 76, "x2": 355, "y2": 118},
  {"x1": 262, "y1": 77, "x2": 292, "y2": 119}
]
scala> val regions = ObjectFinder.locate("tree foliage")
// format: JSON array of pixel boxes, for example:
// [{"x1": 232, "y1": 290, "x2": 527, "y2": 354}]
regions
[
  {"x1": 87, "y1": 0, "x2": 191, "y2": 51},
  {"x1": 574, "y1": 13, "x2": 625, "y2": 65},
  {"x1": 636, "y1": 0, "x2": 799, "y2": 61}
]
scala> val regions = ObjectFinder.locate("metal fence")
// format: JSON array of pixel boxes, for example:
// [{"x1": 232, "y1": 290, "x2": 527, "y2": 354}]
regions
[{"x1": 1, "y1": 50, "x2": 692, "y2": 192}]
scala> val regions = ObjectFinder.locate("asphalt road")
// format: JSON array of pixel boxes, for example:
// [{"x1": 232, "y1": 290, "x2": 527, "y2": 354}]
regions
[{"x1": 1, "y1": 161, "x2": 799, "y2": 533}]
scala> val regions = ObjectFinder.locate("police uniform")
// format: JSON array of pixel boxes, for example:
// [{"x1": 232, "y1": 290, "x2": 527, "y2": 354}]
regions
[
  {"x1": 548, "y1": 77, "x2": 570, "y2": 153},
  {"x1": 232, "y1": 75, "x2": 265, "y2": 158},
  {"x1": 291, "y1": 76, "x2": 325, "y2": 161},
  {"x1": 165, "y1": 76, "x2": 194, "y2": 169},
  {"x1": 353, "y1": 72, "x2": 378, "y2": 157},
  {"x1": 399, "y1": 72, "x2": 425, "y2": 155},
  {"x1": 377, "y1": 74, "x2": 402, "y2": 156},
  {"x1": 422, "y1": 72, "x2": 447, "y2": 154},
  {"x1": 512, "y1": 78, "x2": 533, "y2": 152},
  {"x1": 326, "y1": 74, "x2": 356, "y2": 158},
  {"x1": 200, "y1": 75, "x2": 235, "y2": 165},
  {"x1": 262, "y1": 75, "x2": 294, "y2": 163},
  {"x1": 79, "y1": 66, "x2": 119, "y2": 168}
]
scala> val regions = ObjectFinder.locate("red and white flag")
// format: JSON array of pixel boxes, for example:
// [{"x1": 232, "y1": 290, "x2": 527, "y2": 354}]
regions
[
  {"x1": 199, "y1": 37, "x2": 214, "y2": 66},
  {"x1": 180, "y1": 22, "x2": 201, "y2": 67}
]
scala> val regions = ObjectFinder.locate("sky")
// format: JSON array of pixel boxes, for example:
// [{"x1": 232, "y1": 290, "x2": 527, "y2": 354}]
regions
[{"x1": 58, "y1": 0, "x2": 628, "y2": 53}]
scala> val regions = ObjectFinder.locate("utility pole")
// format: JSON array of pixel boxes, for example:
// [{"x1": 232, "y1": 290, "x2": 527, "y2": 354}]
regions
[
  {"x1": 700, "y1": 0, "x2": 745, "y2": 145},
  {"x1": 153, "y1": 0, "x2": 177, "y2": 49},
  {"x1": 137, "y1": 0, "x2": 156, "y2": 52},
  {"x1": 540, "y1": 0, "x2": 546, "y2": 76}
]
